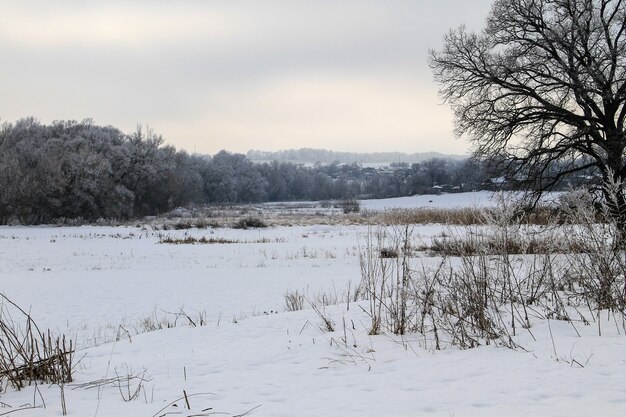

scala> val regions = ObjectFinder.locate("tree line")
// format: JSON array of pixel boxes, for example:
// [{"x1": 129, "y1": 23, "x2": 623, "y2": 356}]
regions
[
  {"x1": 0, "y1": 118, "x2": 490, "y2": 224},
  {"x1": 246, "y1": 148, "x2": 466, "y2": 164}
]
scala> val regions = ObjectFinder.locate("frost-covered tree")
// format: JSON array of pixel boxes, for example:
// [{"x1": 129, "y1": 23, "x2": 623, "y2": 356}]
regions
[{"x1": 431, "y1": 0, "x2": 626, "y2": 228}]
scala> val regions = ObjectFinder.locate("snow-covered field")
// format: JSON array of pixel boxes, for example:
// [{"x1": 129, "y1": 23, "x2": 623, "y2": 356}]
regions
[
  {"x1": 360, "y1": 191, "x2": 498, "y2": 210},
  {"x1": 360, "y1": 190, "x2": 563, "y2": 211},
  {"x1": 1, "y1": 192, "x2": 624, "y2": 417}
]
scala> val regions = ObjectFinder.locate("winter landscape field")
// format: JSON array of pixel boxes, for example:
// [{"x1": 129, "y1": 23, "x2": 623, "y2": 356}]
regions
[
  {"x1": 1, "y1": 191, "x2": 625, "y2": 417},
  {"x1": 3, "y1": 0, "x2": 626, "y2": 415}
]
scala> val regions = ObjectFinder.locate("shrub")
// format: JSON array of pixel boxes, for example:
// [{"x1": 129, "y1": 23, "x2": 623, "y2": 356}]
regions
[
  {"x1": 284, "y1": 290, "x2": 306, "y2": 312},
  {"x1": 561, "y1": 183, "x2": 626, "y2": 311},
  {"x1": 359, "y1": 225, "x2": 413, "y2": 335},
  {"x1": 172, "y1": 220, "x2": 194, "y2": 230},
  {"x1": 233, "y1": 217, "x2": 268, "y2": 229},
  {"x1": 319, "y1": 200, "x2": 333, "y2": 209},
  {"x1": 337, "y1": 199, "x2": 361, "y2": 214},
  {"x1": 379, "y1": 248, "x2": 399, "y2": 258}
]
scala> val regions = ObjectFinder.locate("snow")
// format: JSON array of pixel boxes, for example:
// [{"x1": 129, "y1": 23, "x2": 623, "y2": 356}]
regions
[
  {"x1": 360, "y1": 191, "x2": 498, "y2": 211},
  {"x1": 0, "y1": 193, "x2": 624, "y2": 416},
  {"x1": 360, "y1": 191, "x2": 563, "y2": 211},
  {"x1": 0, "y1": 225, "x2": 363, "y2": 346}
]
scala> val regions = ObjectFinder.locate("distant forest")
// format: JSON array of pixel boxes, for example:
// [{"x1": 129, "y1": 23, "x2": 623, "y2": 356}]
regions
[
  {"x1": 247, "y1": 149, "x2": 467, "y2": 164},
  {"x1": 0, "y1": 118, "x2": 491, "y2": 224}
]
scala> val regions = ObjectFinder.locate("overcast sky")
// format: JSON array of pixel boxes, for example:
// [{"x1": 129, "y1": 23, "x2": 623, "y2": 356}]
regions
[{"x1": 0, "y1": 0, "x2": 494, "y2": 155}]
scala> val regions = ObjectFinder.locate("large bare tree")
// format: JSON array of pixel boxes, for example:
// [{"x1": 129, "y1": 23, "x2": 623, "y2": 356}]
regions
[{"x1": 430, "y1": 0, "x2": 626, "y2": 226}]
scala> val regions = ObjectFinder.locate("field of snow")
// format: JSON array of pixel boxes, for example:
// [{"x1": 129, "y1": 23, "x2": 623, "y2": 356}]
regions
[
  {"x1": 360, "y1": 190, "x2": 563, "y2": 211},
  {"x1": 1, "y1": 192, "x2": 624, "y2": 417},
  {"x1": 361, "y1": 191, "x2": 498, "y2": 210}
]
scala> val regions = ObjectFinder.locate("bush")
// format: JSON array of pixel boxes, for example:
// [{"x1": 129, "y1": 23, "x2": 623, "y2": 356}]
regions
[
  {"x1": 561, "y1": 184, "x2": 626, "y2": 311},
  {"x1": 337, "y1": 199, "x2": 361, "y2": 214},
  {"x1": 284, "y1": 290, "x2": 306, "y2": 312},
  {"x1": 379, "y1": 248, "x2": 399, "y2": 258},
  {"x1": 319, "y1": 200, "x2": 333, "y2": 209},
  {"x1": 232, "y1": 217, "x2": 268, "y2": 229},
  {"x1": 172, "y1": 220, "x2": 194, "y2": 230},
  {"x1": 359, "y1": 225, "x2": 413, "y2": 335}
]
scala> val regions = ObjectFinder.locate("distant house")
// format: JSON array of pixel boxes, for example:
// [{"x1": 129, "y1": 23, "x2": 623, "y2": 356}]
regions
[
  {"x1": 483, "y1": 177, "x2": 507, "y2": 190},
  {"x1": 429, "y1": 185, "x2": 444, "y2": 195}
]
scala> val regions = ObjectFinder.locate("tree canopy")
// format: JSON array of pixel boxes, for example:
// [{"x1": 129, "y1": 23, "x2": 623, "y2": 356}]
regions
[
  {"x1": 0, "y1": 118, "x2": 486, "y2": 224},
  {"x1": 430, "y1": 0, "x2": 626, "y2": 219}
]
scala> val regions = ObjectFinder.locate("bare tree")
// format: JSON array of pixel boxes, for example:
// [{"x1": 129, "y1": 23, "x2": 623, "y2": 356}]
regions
[{"x1": 430, "y1": 0, "x2": 626, "y2": 228}]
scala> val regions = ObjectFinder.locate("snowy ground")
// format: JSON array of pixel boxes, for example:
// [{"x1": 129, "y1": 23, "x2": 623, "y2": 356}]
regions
[
  {"x1": 359, "y1": 190, "x2": 563, "y2": 211},
  {"x1": 360, "y1": 191, "x2": 498, "y2": 210},
  {"x1": 1, "y1": 192, "x2": 624, "y2": 416}
]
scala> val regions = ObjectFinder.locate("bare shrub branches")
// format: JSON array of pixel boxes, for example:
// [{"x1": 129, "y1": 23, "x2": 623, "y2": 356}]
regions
[
  {"x1": 562, "y1": 182, "x2": 626, "y2": 311},
  {"x1": 360, "y1": 225, "x2": 543, "y2": 348},
  {"x1": 284, "y1": 290, "x2": 306, "y2": 312},
  {"x1": 359, "y1": 225, "x2": 416, "y2": 335}
]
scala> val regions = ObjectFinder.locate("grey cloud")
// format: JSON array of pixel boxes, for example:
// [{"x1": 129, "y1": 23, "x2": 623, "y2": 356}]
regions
[{"x1": 0, "y1": 0, "x2": 493, "y2": 153}]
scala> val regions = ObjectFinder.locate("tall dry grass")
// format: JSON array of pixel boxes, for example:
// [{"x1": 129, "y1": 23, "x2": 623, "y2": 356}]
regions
[{"x1": 358, "y1": 189, "x2": 626, "y2": 350}]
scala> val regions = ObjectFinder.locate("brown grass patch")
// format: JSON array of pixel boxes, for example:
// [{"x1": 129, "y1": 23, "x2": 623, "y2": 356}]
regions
[{"x1": 159, "y1": 236, "x2": 239, "y2": 244}]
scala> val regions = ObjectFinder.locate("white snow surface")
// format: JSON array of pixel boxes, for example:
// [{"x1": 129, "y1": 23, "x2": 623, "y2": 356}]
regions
[
  {"x1": 360, "y1": 191, "x2": 563, "y2": 211},
  {"x1": 361, "y1": 191, "x2": 498, "y2": 210},
  {"x1": 0, "y1": 193, "x2": 623, "y2": 417}
]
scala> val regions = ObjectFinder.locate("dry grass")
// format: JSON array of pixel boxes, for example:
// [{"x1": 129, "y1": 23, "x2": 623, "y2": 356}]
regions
[
  {"x1": 375, "y1": 207, "x2": 485, "y2": 225},
  {"x1": 284, "y1": 290, "x2": 306, "y2": 312},
  {"x1": 158, "y1": 236, "x2": 239, "y2": 245},
  {"x1": 358, "y1": 188, "x2": 626, "y2": 350},
  {"x1": 158, "y1": 235, "x2": 284, "y2": 245},
  {"x1": 151, "y1": 205, "x2": 507, "y2": 229},
  {"x1": 421, "y1": 230, "x2": 584, "y2": 256},
  {"x1": 0, "y1": 294, "x2": 75, "y2": 391},
  {"x1": 232, "y1": 216, "x2": 268, "y2": 229},
  {"x1": 375, "y1": 205, "x2": 558, "y2": 226}
]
